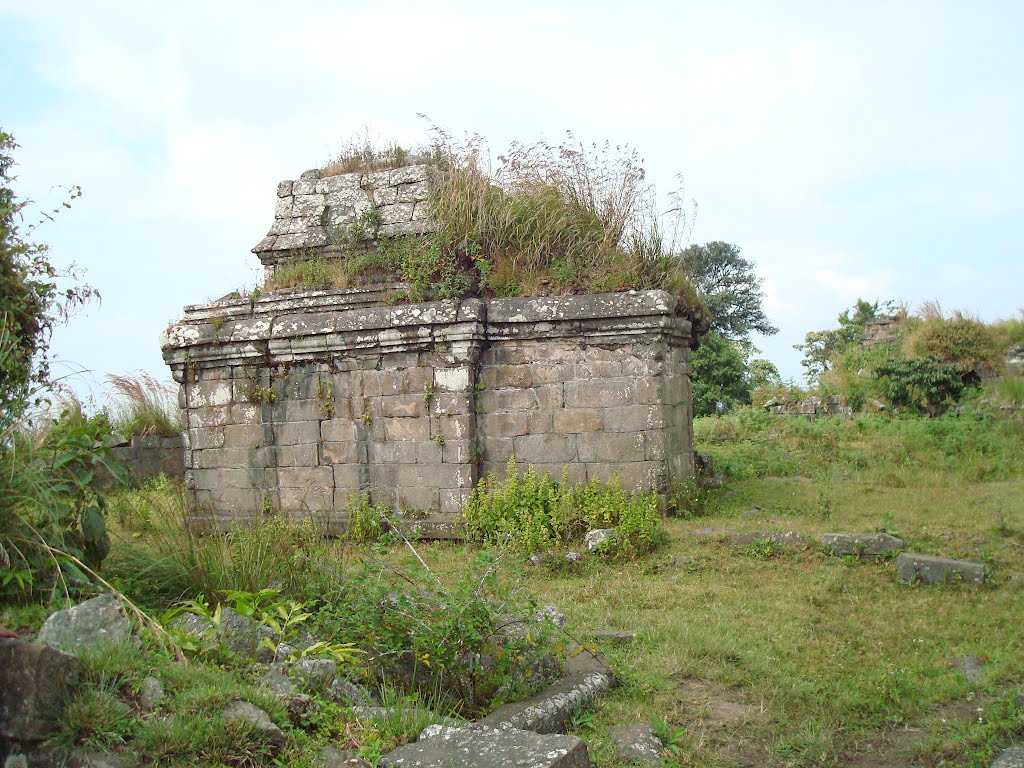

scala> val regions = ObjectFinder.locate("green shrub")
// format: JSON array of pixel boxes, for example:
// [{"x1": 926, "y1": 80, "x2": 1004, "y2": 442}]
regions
[
  {"x1": 874, "y1": 357, "x2": 967, "y2": 416},
  {"x1": 344, "y1": 492, "x2": 387, "y2": 543},
  {"x1": 0, "y1": 401, "x2": 125, "y2": 599},
  {"x1": 463, "y1": 461, "x2": 664, "y2": 559},
  {"x1": 905, "y1": 315, "x2": 1003, "y2": 374},
  {"x1": 316, "y1": 558, "x2": 560, "y2": 714}
]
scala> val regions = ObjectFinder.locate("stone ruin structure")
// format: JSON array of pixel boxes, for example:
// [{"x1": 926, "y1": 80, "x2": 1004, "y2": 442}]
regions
[{"x1": 162, "y1": 163, "x2": 699, "y2": 534}]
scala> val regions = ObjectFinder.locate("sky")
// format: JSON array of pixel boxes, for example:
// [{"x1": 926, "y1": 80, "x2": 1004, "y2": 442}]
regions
[{"x1": 2, "y1": 1, "x2": 1022, "y2": 405}]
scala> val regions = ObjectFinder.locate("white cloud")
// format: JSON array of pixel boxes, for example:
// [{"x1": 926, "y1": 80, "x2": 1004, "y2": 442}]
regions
[{"x1": 3, "y1": 0, "x2": 1021, "y2": 390}]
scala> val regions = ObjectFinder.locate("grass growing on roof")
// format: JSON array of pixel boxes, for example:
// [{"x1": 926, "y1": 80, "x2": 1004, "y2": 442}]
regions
[{"x1": 272, "y1": 126, "x2": 711, "y2": 331}]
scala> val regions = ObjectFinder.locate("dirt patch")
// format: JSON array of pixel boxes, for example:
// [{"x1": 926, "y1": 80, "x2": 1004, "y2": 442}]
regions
[
  {"x1": 670, "y1": 678, "x2": 767, "y2": 766},
  {"x1": 676, "y1": 678, "x2": 764, "y2": 728}
]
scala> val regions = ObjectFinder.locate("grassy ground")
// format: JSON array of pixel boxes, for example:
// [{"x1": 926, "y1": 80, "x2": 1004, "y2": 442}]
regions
[
  {"x1": 4, "y1": 409, "x2": 1021, "y2": 767},
  {"x1": 377, "y1": 410, "x2": 1024, "y2": 767}
]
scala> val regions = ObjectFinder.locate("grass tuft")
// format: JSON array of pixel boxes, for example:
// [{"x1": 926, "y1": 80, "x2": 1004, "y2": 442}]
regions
[{"x1": 107, "y1": 373, "x2": 183, "y2": 440}]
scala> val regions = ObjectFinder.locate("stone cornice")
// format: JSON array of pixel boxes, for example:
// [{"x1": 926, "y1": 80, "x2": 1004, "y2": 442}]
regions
[{"x1": 162, "y1": 288, "x2": 691, "y2": 371}]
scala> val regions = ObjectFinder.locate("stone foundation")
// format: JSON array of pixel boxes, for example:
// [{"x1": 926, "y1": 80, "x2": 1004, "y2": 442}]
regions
[{"x1": 162, "y1": 287, "x2": 695, "y2": 533}]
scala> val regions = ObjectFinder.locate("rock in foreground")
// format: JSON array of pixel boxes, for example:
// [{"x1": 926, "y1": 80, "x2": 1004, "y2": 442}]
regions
[
  {"x1": 993, "y1": 746, "x2": 1024, "y2": 768},
  {"x1": 0, "y1": 638, "x2": 82, "y2": 740},
  {"x1": 37, "y1": 594, "x2": 131, "y2": 655},
  {"x1": 379, "y1": 725, "x2": 592, "y2": 768},
  {"x1": 609, "y1": 723, "x2": 664, "y2": 766}
]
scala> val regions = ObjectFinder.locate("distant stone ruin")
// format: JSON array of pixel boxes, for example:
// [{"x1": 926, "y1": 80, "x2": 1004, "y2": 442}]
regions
[{"x1": 162, "y1": 163, "x2": 698, "y2": 534}]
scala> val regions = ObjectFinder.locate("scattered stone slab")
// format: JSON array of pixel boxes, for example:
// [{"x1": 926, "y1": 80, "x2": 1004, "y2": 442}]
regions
[
  {"x1": 536, "y1": 605, "x2": 567, "y2": 628},
  {"x1": 953, "y1": 655, "x2": 985, "y2": 683},
  {"x1": 380, "y1": 724, "x2": 592, "y2": 768},
  {"x1": 818, "y1": 532, "x2": 904, "y2": 558},
  {"x1": 477, "y1": 647, "x2": 613, "y2": 734},
  {"x1": 565, "y1": 551, "x2": 582, "y2": 565},
  {"x1": 609, "y1": 723, "x2": 664, "y2": 766},
  {"x1": 259, "y1": 665, "x2": 299, "y2": 698},
  {"x1": 993, "y1": 747, "x2": 1024, "y2": 768},
  {"x1": 218, "y1": 607, "x2": 277, "y2": 660},
  {"x1": 37, "y1": 594, "x2": 131, "y2": 655},
  {"x1": 222, "y1": 700, "x2": 285, "y2": 747},
  {"x1": 138, "y1": 676, "x2": 165, "y2": 712},
  {"x1": 328, "y1": 678, "x2": 376, "y2": 707},
  {"x1": 291, "y1": 658, "x2": 338, "y2": 692},
  {"x1": 896, "y1": 553, "x2": 986, "y2": 585},
  {"x1": 0, "y1": 638, "x2": 82, "y2": 740},
  {"x1": 170, "y1": 608, "x2": 276, "y2": 660},
  {"x1": 584, "y1": 528, "x2": 615, "y2": 552},
  {"x1": 590, "y1": 630, "x2": 636, "y2": 645}
]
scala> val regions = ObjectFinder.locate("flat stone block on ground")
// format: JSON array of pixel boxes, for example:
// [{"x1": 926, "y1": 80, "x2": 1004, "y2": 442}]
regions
[
  {"x1": 380, "y1": 725, "x2": 592, "y2": 768},
  {"x1": 609, "y1": 722, "x2": 664, "y2": 766},
  {"x1": 477, "y1": 647, "x2": 613, "y2": 734},
  {"x1": 896, "y1": 552, "x2": 986, "y2": 585}
]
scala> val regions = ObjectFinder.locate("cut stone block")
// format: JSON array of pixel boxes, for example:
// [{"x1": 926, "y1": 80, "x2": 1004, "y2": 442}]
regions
[
  {"x1": 477, "y1": 648, "x2": 613, "y2": 734},
  {"x1": 380, "y1": 725, "x2": 592, "y2": 768},
  {"x1": 896, "y1": 552, "x2": 986, "y2": 585},
  {"x1": 818, "y1": 532, "x2": 904, "y2": 558}
]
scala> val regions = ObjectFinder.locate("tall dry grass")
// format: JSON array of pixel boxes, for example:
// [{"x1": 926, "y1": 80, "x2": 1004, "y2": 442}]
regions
[{"x1": 107, "y1": 373, "x2": 183, "y2": 440}]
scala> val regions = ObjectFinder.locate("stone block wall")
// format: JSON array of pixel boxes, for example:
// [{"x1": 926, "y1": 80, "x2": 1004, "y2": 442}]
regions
[
  {"x1": 162, "y1": 288, "x2": 695, "y2": 534},
  {"x1": 103, "y1": 435, "x2": 185, "y2": 487},
  {"x1": 252, "y1": 164, "x2": 434, "y2": 280}
]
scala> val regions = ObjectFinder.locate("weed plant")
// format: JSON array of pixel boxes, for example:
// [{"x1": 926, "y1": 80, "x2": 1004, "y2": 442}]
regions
[{"x1": 463, "y1": 460, "x2": 665, "y2": 558}]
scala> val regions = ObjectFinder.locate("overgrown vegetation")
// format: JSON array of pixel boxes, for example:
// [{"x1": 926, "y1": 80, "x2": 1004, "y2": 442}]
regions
[
  {"x1": 107, "y1": 373, "x2": 183, "y2": 439},
  {"x1": 271, "y1": 128, "x2": 713, "y2": 332},
  {"x1": 695, "y1": 405, "x2": 1024, "y2": 484},
  {"x1": 786, "y1": 299, "x2": 1024, "y2": 416},
  {"x1": 463, "y1": 460, "x2": 665, "y2": 559},
  {"x1": 0, "y1": 401, "x2": 125, "y2": 601},
  {"x1": 0, "y1": 132, "x2": 117, "y2": 602}
]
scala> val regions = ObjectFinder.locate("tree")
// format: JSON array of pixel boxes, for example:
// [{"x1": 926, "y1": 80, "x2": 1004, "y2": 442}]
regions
[
  {"x1": 0, "y1": 130, "x2": 92, "y2": 423},
  {"x1": 795, "y1": 299, "x2": 891, "y2": 383},
  {"x1": 690, "y1": 331, "x2": 752, "y2": 416},
  {"x1": 748, "y1": 358, "x2": 782, "y2": 390},
  {"x1": 679, "y1": 241, "x2": 778, "y2": 341}
]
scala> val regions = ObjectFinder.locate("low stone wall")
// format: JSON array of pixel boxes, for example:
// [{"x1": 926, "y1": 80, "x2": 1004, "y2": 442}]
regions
[
  {"x1": 161, "y1": 287, "x2": 695, "y2": 533},
  {"x1": 110, "y1": 435, "x2": 185, "y2": 484}
]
